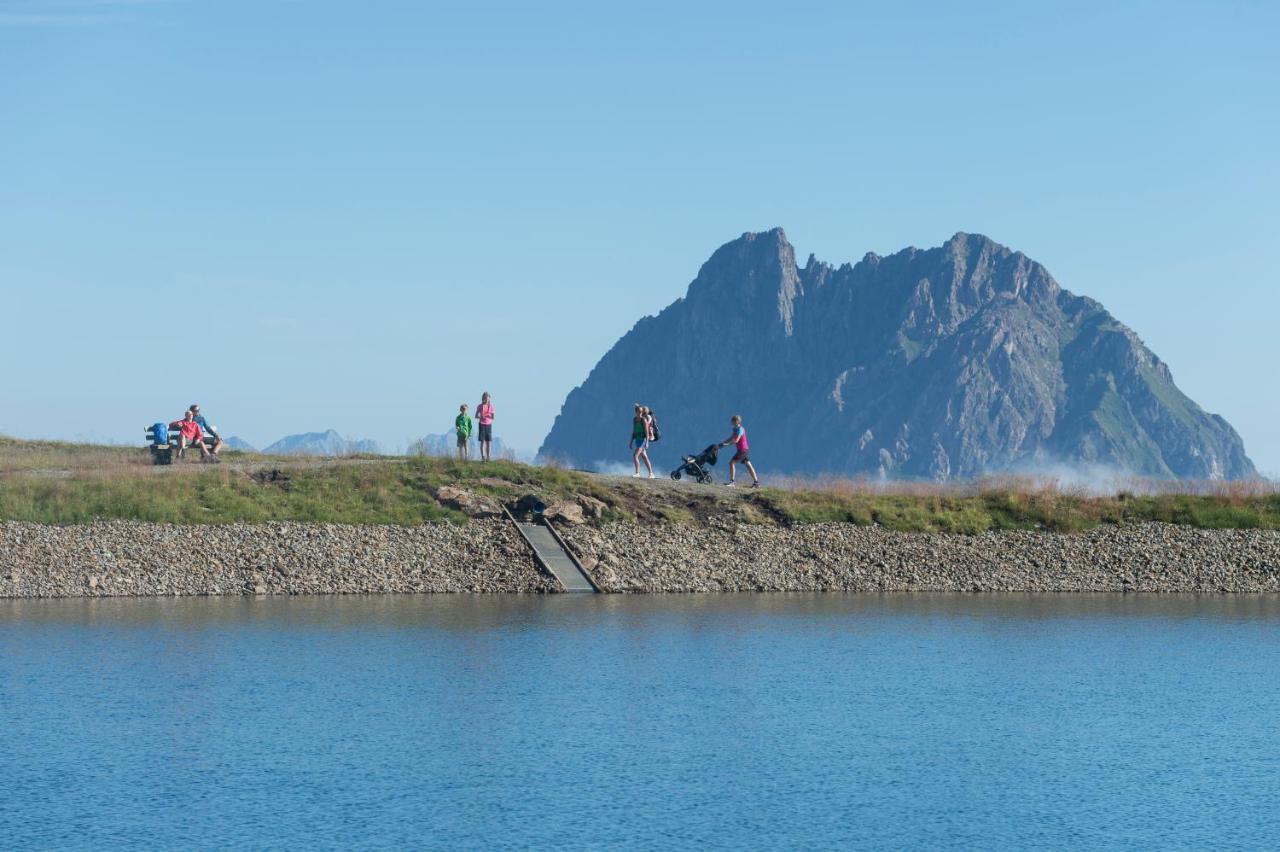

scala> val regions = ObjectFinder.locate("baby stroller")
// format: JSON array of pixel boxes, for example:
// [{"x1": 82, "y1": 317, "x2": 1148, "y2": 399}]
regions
[{"x1": 670, "y1": 444, "x2": 719, "y2": 484}]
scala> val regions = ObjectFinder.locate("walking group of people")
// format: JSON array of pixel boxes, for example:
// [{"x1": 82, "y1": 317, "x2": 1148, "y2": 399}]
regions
[
  {"x1": 454, "y1": 392, "x2": 497, "y2": 461},
  {"x1": 169, "y1": 404, "x2": 223, "y2": 462},
  {"x1": 632, "y1": 405, "x2": 759, "y2": 487}
]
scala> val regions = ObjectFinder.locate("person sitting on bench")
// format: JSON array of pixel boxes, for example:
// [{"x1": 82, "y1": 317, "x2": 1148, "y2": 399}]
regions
[
  {"x1": 169, "y1": 411, "x2": 210, "y2": 461},
  {"x1": 188, "y1": 404, "x2": 224, "y2": 457}
]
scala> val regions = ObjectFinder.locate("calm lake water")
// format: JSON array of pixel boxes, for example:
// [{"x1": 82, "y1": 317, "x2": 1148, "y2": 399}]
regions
[{"x1": 2, "y1": 593, "x2": 1279, "y2": 850}]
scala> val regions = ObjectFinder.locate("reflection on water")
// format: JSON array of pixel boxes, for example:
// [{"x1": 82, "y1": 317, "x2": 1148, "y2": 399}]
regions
[
  {"x1": 7, "y1": 590, "x2": 1280, "y2": 629},
  {"x1": 3, "y1": 593, "x2": 1279, "y2": 848}
]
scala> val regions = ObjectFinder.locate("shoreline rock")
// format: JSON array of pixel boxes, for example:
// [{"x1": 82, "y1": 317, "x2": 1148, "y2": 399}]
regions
[
  {"x1": 1, "y1": 519, "x2": 1278, "y2": 598},
  {"x1": 561, "y1": 520, "x2": 1280, "y2": 593},
  {"x1": 0, "y1": 520, "x2": 555, "y2": 598}
]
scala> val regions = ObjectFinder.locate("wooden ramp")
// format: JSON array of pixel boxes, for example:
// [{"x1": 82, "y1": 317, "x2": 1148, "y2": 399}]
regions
[{"x1": 506, "y1": 510, "x2": 598, "y2": 593}]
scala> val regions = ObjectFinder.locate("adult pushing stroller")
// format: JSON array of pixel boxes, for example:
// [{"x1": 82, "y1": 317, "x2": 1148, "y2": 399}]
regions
[{"x1": 670, "y1": 444, "x2": 719, "y2": 484}]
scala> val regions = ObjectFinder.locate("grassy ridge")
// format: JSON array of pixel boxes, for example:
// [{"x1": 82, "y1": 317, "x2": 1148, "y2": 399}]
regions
[
  {"x1": 757, "y1": 483, "x2": 1280, "y2": 534},
  {"x1": 2, "y1": 462, "x2": 455, "y2": 525},
  {"x1": 0, "y1": 437, "x2": 608, "y2": 525},
  {"x1": 1, "y1": 436, "x2": 1278, "y2": 531}
]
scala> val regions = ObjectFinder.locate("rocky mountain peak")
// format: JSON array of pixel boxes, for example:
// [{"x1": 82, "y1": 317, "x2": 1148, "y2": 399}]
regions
[
  {"x1": 687, "y1": 227, "x2": 802, "y2": 335},
  {"x1": 540, "y1": 229, "x2": 1253, "y2": 481}
]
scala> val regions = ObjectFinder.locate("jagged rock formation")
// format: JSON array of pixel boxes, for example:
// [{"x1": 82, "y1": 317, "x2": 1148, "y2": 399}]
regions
[
  {"x1": 262, "y1": 430, "x2": 380, "y2": 456},
  {"x1": 540, "y1": 229, "x2": 1254, "y2": 480}
]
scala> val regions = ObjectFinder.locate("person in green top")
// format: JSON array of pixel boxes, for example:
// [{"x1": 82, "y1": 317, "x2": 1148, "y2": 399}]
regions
[
  {"x1": 455, "y1": 403, "x2": 473, "y2": 461},
  {"x1": 630, "y1": 403, "x2": 654, "y2": 478}
]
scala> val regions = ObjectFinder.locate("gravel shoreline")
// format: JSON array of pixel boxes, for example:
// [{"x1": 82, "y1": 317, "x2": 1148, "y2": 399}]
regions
[
  {"x1": 2, "y1": 519, "x2": 1278, "y2": 598},
  {"x1": 562, "y1": 521, "x2": 1280, "y2": 593},
  {"x1": 0, "y1": 520, "x2": 555, "y2": 598}
]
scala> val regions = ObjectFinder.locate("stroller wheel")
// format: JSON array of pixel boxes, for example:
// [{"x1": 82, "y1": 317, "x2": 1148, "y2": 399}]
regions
[{"x1": 670, "y1": 470, "x2": 681, "y2": 480}]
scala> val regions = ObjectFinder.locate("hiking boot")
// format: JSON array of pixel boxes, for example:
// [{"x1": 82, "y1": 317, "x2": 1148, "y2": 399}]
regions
[
  {"x1": 751, "y1": 481, "x2": 761, "y2": 489},
  {"x1": 725, "y1": 481, "x2": 736, "y2": 488}
]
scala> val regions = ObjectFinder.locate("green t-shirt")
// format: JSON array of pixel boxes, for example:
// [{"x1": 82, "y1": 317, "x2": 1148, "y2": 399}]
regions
[{"x1": 456, "y1": 413, "x2": 473, "y2": 438}]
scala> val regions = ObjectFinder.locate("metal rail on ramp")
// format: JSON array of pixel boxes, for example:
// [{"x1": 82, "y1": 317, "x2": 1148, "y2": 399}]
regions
[{"x1": 504, "y1": 508, "x2": 599, "y2": 593}]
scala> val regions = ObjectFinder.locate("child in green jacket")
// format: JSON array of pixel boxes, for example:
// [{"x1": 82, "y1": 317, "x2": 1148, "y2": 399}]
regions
[{"x1": 455, "y1": 404, "x2": 473, "y2": 461}]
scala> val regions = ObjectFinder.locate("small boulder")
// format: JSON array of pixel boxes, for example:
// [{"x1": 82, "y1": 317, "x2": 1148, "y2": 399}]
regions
[
  {"x1": 435, "y1": 486, "x2": 503, "y2": 518},
  {"x1": 544, "y1": 501, "x2": 586, "y2": 525},
  {"x1": 478, "y1": 477, "x2": 517, "y2": 489},
  {"x1": 435, "y1": 485, "x2": 467, "y2": 505},
  {"x1": 577, "y1": 495, "x2": 607, "y2": 519}
]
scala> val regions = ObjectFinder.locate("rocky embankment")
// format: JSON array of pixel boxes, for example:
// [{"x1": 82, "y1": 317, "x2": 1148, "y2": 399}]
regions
[
  {"x1": 0, "y1": 520, "x2": 555, "y2": 597},
  {"x1": 2, "y1": 519, "x2": 1279, "y2": 598},
  {"x1": 561, "y1": 521, "x2": 1280, "y2": 593}
]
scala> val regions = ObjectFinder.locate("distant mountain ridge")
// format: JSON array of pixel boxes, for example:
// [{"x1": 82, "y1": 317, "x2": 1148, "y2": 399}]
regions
[
  {"x1": 410, "y1": 431, "x2": 514, "y2": 458},
  {"x1": 539, "y1": 229, "x2": 1254, "y2": 480},
  {"x1": 262, "y1": 430, "x2": 381, "y2": 456}
]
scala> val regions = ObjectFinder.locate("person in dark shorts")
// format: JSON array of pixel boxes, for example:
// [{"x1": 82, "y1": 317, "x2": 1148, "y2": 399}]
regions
[
  {"x1": 718, "y1": 414, "x2": 759, "y2": 488},
  {"x1": 476, "y1": 392, "x2": 495, "y2": 462},
  {"x1": 455, "y1": 404, "x2": 473, "y2": 461}
]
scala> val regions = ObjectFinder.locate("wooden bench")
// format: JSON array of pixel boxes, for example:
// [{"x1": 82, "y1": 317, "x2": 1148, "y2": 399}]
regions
[{"x1": 143, "y1": 426, "x2": 219, "y2": 465}]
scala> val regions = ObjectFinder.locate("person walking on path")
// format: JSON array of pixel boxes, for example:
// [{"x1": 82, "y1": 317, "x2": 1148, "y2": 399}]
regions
[
  {"x1": 631, "y1": 404, "x2": 655, "y2": 479},
  {"x1": 169, "y1": 410, "x2": 211, "y2": 462},
  {"x1": 455, "y1": 403, "x2": 473, "y2": 461},
  {"x1": 476, "y1": 392, "x2": 496, "y2": 462},
  {"x1": 718, "y1": 414, "x2": 759, "y2": 488}
]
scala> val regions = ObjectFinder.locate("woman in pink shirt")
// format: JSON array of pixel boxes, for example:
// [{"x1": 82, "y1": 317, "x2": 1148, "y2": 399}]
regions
[
  {"x1": 476, "y1": 392, "x2": 496, "y2": 462},
  {"x1": 718, "y1": 414, "x2": 759, "y2": 488}
]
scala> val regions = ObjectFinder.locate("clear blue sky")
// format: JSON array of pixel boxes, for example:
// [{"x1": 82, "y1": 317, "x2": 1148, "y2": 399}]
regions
[{"x1": 3, "y1": 0, "x2": 1277, "y2": 473}]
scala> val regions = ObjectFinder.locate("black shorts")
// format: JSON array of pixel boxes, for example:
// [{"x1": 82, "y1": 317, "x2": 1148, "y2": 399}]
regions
[
  {"x1": 732, "y1": 449, "x2": 750, "y2": 464},
  {"x1": 457, "y1": 434, "x2": 468, "y2": 447},
  {"x1": 478, "y1": 423, "x2": 492, "y2": 442}
]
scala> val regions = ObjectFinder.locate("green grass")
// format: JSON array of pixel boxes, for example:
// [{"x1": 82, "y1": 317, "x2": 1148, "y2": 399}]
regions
[
  {"x1": 2, "y1": 436, "x2": 1277, "y2": 532},
  {"x1": 752, "y1": 490, "x2": 1000, "y2": 534},
  {"x1": 0, "y1": 462, "x2": 613, "y2": 526},
  {"x1": 749, "y1": 482, "x2": 1280, "y2": 534},
  {"x1": 0, "y1": 462, "x2": 457, "y2": 525},
  {"x1": 0, "y1": 437, "x2": 614, "y2": 525}
]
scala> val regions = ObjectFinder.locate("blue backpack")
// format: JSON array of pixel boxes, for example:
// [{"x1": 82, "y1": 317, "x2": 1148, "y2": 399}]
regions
[{"x1": 151, "y1": 422, "x2": 169, "y2": 446}]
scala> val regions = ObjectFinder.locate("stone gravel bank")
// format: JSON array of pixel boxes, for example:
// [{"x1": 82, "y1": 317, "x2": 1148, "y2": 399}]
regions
[
  {"x1": 561, "y1": 521, "x2": 1280, "y2": 593},
  {"x1": 2, "y1": 520, "x2": 1279, "y2": 598},
  {"x1": 0, "y1": 520, "x2": 555, "y2": 597}
]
